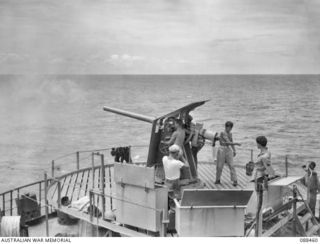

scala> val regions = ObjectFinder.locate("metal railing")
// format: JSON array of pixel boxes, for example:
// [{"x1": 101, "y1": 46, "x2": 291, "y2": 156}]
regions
[
  {"x1": 50, "y1": 145, "x2": 149, "y2": 178},
  {"x1": 0, "y1": 178, "x2": 55, "y2": 221},
  {"x1": 0, "y1": 142, "x2": 293, "y2": 229}
]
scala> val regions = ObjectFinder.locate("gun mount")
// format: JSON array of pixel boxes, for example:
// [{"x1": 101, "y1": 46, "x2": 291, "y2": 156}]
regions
[{"x1": 103, "y1": 100, "x2": 210, "y2": 181}]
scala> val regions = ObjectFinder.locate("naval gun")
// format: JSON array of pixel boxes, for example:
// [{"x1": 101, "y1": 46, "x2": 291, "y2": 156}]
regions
[{"x1": 103, "y1": 100, "x2": 217, "y2": 182}]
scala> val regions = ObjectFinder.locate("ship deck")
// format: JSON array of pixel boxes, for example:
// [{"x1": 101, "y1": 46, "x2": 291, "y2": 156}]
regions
[
  {"x1": 1, "y1": 160, "x2": 310, "y2": 237},
  {"x1": 39, "y1": 161, "x2": 252, "y2": 237},
  {"x1": 198, "y1": 162, "x2": 250, "y2": 189}
]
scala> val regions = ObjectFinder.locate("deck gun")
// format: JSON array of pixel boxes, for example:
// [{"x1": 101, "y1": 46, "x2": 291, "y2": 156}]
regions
[{"x1": 103, "y1": 100, "x2": 216, "y2": 182}]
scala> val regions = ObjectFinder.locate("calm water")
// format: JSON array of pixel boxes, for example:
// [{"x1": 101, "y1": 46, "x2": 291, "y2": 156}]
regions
[{"x1": 0, "y1": 75, "x2": 319, "y2": 192}]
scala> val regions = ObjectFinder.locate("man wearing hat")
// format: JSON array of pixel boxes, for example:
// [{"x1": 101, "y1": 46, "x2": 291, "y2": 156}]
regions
[
  {"x1": 162, "y1": 144, "x2": 185, "y2": 196},
  {"x1": 302, "y1": 161, "x2": 320, "y2": 216}
]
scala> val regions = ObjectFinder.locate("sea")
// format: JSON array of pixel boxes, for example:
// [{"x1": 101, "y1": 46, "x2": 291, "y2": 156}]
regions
[{"x1": 0, "y1": 74, "x2": 319, "y2": 193}]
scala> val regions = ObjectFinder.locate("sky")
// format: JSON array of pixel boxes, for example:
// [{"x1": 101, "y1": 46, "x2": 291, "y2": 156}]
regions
[{"x1": 0, "y1": 0, "x2": 319, "y2": 74}]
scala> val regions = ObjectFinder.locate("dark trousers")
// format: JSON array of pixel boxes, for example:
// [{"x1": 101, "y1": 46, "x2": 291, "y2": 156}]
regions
[
  {"x1": 308, "y1": 191, "x2": 317, "y2": 216},
  {"x1": 191, "y1": 146, "x2": 198, "y2": 169}
]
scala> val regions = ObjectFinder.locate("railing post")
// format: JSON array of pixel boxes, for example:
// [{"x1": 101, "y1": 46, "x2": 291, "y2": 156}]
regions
[
  {"x1": 89, "y1": 190, "x2": 95, "y2": 236},
  {"x1": 44, "y1": 172, "x2": 49, "y2": 237},
  {"x1": 100, "y1": 154, "x2": 106, "y2": 220},
  {"x1": 285, "y1": 155, "x2": 288, "y2": 177},
  {"x1": 293, "y1": 185, "x2": 297, "y2": 237},
  {"x1": 51, "y1": 160, "x2": 55, "y2": 178},
  {"x1": 92, "y1": 152, "x2": 95, "y2": 189},
  {"x1": 108, "y1": 166, "x2": 113, "y2": 210},
  {"x1": 255, "y1": 182, "x2": 263, "y2": 237},
  {"x1": 39, "y1": 182, "x2": 42, "y2": 211},
  {"x1": 76, "y1": 151, "x2": 80, "y2": 171},
  {"x1": 2, "y1": 194, "x2": 5, "y2": 216},
  {"x1": 250, "y1": 149, "x2": 253, "y2": 162},
  {"x1": 89, "y1": 190, "x2": 93, "y2": 222},
  {"x1": 10, "y1": 191, "x2": 13, "y2": 215},
  {"x1": 57, "y1": 180, "x2": 61, "y2": 208}
]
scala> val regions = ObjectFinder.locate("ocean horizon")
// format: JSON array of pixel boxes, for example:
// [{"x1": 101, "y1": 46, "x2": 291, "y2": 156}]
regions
[{"x1": 0, "y1": 74, "x2": 319, "y2": 192}]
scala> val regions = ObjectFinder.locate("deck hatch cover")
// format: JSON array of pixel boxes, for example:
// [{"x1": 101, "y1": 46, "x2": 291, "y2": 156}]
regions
[{"x1": 180, "y1": 189, "x2": 253, "y2": 207}]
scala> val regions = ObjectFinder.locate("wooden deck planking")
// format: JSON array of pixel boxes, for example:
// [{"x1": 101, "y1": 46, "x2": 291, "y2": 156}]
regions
[
  {"x1": 84, "y1": 169, "x2": 91, "y2": 196},
  {"x1": 65, "y1": 173, "x2": 76, "y2": 197},
  {"x1": 70, "y1": 172, "x2": 80, "y2": 202},
  {"x1": 60, "y1": 175, "x2": 71, "y2": 198},
  {"x1": 197, "y1": 163, "x2": 250, "y2": 190},
  {"x1": 76, "y1": 171, "x2": 86, "y2": 201}
]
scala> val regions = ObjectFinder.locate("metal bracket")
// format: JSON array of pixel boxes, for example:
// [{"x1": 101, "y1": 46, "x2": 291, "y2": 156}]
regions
[
  {"x1": 120, "y1": 178, "x2": 125, "y2": 188},
  {"x1": 144, "y1": 183, "x2": 149, "y2": 193}
]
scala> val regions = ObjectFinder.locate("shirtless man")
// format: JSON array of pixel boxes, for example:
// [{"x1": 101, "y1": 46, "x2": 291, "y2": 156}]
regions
[{"x1": 162, "y1": 119, "x2": 186, "y2": 151}]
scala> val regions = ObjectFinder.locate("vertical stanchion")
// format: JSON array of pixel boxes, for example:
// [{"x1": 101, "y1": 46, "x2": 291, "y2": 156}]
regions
[
  {"x1": 92, "y1": 153, "x2": 95, "y2": 189},
  {"x1": 285, "y1": 155, "x2": 288, "y2": 177},
  {"x1": 100, "y1": 154, "x2": 106, "y2": 220},
  {"x1": 293, "y1": 185, "x2": 297, "y2": 237},
  {"x1": 9, "y1": 191, "x2": 13, "y2": 215},
  {"x1": 108, "y1": 166, "x2": 113, "y2": 210},
  {"x1": 51, "y1": 160, "x2": 55, "y2": 178},
  {"x1": 44, "y1": 173, "x2": 49, "y2": 237},
  {"x1": 89, "y1": 190, "x2": 95, "y2": 236},
  {"x1": 39, "y1": 183, "x2": 42, "y2": 211},
  {"x1": 3, "y1": 194, "x2": 5, "y2": 216},
  {"x1": 76, "y1": 151, "x2": 80, "y2": 171},
  {"x1": 57, "y1": 181, "x2": 61, "y2": 208},
  {"x1": 17, "y1": 189, "x2": 20, "y2": 213},
  {"x1": 255, "y1": 182, "x2": 263, "y2": 237},
  {"x1": 89, "y1": 190, "x2": 93, "y2": 222},
  {"x1": 250, "y1": 149, "x2": 253, "y2": 161}
]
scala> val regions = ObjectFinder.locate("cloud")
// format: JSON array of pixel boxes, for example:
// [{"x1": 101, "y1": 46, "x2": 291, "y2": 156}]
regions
[
  {"x1": 107, "y1": 54, "x2": 146, "y2": 67},
  {"x1": 0, "y1": 53, "x2": 28, "y2": 63},
  {"x1": 110, "y1": 54, "x2": 145, "y2": 62},
  {"x1": 110, "y1": 54, "x2": 119, "y2": 60}
]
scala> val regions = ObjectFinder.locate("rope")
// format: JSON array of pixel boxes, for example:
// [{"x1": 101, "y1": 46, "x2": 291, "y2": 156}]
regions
[{"x1": 0, "y1": 216, "x2": 21, "y2": 237}]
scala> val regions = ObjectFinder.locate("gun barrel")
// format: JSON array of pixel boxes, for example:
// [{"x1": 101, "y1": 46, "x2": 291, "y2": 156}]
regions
[{"x1": 103, "y1": 106, "x2": 154, "y2": 123}]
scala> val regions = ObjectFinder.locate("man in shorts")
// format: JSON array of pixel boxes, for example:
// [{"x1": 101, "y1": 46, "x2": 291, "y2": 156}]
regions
[
  {"x1": 162, "y1": 145, "x2": 186, "y2": 197},
  {"x1": 215, "y1": 121, "x2": 241, "y2": 186}
]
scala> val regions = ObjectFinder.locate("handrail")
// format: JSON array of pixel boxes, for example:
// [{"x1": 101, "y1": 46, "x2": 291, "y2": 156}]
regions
[
  {"x1": 50, "y1": 164, "x2": 114, "y2": 182},
  {"x1": 0, "y1": 178, "x2": 55, "y2": 219},
  {"x1": 0, "y1": 179, "x2": 49, "y2": 196},
  {"x1": 51, "y1": 144, "x2": 149, "y2": 162}
]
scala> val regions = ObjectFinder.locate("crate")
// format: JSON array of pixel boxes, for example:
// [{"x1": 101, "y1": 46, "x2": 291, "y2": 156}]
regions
[
  {"x1": 246, "y1": 176, "x2": 303, "y2": 215},
  {"x1": 174, "y1": 189, "x2": 253, "y2": 237},
  {"x1": 114, "y1": 163, "x2": 168, "y2": 232}
]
